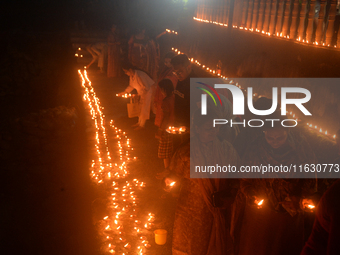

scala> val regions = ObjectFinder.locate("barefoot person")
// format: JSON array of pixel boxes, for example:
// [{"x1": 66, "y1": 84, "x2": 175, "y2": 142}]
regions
[
  {"x1": 154, "y1": 51, "x2": 178, "y2": 128},
  {"x1": 117, "y1": 62, "x2": 155, "y2": 130},
  {"x1": 107, "y1": 24, "x2": 121, "y2": 77},
  {"x1": 155, "y1": 79, "x2": 175, "y2": 170}
]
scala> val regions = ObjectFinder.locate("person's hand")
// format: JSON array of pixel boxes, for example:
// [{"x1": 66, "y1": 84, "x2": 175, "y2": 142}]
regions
[
  {"x1": 300, "y1": 198, "x2": 316, "y2": 211},
  {"x1": 162, "y1": 177, "x2": 175, "y2": 192},
  {"x1": 253, "y1": 196, "x2": 265, "y2": 209}
]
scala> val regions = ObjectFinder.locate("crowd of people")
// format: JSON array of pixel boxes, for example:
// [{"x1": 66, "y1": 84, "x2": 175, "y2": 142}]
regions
[
  {"x1": 85, "y1": 24, "x2": 167, "y2": 80},
  {"x1": 85, "y1": 25, "x2": 340, "y2": 255}
]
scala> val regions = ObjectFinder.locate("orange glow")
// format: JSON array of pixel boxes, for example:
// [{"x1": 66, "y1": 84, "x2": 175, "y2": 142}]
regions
[
  {"x1": 257, "y1": 199, "x2": 264, "y2": 206},
  {"x1": 78, "y1": 69, "x2": 157, "y2": 254},
  {"x1": 308, "y1": 204, "x2": 315, "y2": 209}
]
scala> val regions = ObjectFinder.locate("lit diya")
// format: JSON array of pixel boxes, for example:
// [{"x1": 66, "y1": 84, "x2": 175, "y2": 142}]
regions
[
  {"x1": 307, "y1": 204, "x2": 315, "y2": 209},
  {"x1": 166, "y1": 126, "x2": 187, "y2": 134},
  {"x1": 302, "y1": 198, "x2": 316, "y2": 211},
  {"x1": 144, "y1": 222, "x2": 154, "y2": 229},
  {"x1": 254, "y1": 199, "x2": 264, "y2": 208},
  {"x1": 165, "y1": 178, "x2": 176, "y2": 188},
  {"x1": 257, "y1": 199, "x2": 264, "y2": 206}
]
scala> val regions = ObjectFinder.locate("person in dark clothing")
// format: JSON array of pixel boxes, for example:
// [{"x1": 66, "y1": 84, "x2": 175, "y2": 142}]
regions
[
  {"x1": 156, "y1": 79, "x2": 175, "y2": 169},
  {"x1": 232, "y1": 124, "x2": 318, "y2": 255},
  {"x1": 233, "y1": 97, "x2": 274, "y2": 158},
  {"x1": 318, "y1": 129, "x2": 340, "y2": 192},
  {"x1": 301, "y1": 179, "x2": 340, "y2": 255},
  {"x1": 171, "y1": 54, "x2": 196, "y2": 129}
]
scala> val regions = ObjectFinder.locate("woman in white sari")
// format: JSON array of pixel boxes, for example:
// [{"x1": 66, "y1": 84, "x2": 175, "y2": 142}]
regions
[{"x1": 118, "y1": 62, "x2": 155, "y2": 129}]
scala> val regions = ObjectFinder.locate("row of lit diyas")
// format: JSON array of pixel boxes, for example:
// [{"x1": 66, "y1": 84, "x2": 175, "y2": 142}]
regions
[
  {"x1": 282, "y1": 111, "x2": 336, "y2": 140},
  {"x1": 282, "y1": 110, "x2": 337, "y2": 140},
  {"x1": 116, "y1": 93, "x2": 133, "y2": 98},
  {"x1": 78, "y1": 69, "x2": 156, "y2": 254},
  {"x1": 171, "y1": 47, "x2": 236, "y2": 81},
  {"x1": 75, "y1": 27, "x2": 178, "y2": 59},
  {"x1": 165, "y1": 29, "x2": 178, "y2": 35},
  {"x1": 255, "y1": 198, "x2": 315, "y2": 210},
  {"x1": 166, "y1": 126, "x2": 187, "y2": 134},
  {"x1": 78, "y1": 69, "x2": 108, "y2": 182},
  {"x1": 170, "y1": 48, "x2": 337, "y2": 141},
  {"x1": 193, "y1": 17, "x2": 228, "y2": 27},
  {"x1": 306, "y1": 122, "x2": 336, "y2": 140},
  {"x1": 193, "y1": 16, "x2": 338, "y2": 49}
]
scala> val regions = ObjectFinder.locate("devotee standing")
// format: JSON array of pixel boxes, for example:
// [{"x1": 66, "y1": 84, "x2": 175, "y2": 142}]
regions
[
  {"x1": 107, "y1": 24, "x2": 121, "y2": 77},
  {"x1": 233, "y1": 122, "x2": 318, "y2": 255},
  {"x1": 154, "y1": 51, "x2": 178, "y2": 128},
  {"x1": 171, "y1": 54, "x2": 196, "y2": 131},
  {"x1": 85, "y1": 42, "x2": 107, "y2": 73},
  {"x1": 300, "y1": 179, "x2": 340, "y2": 255},
  {"x1": 166, "y1": 109, "x2": 239, "y2": 255},
  {"x1": 128, "y1": 28, "x2": 159, "y2": 81},
  {"x1": 128, "y1": 28, "x2": 148, "y2": 70},
  {"x1": 155, "y1": 79, "x2": 175, "y2": 169},
  {"x1": 117, "y1": 62, "x2": 155, "y2": 130}
]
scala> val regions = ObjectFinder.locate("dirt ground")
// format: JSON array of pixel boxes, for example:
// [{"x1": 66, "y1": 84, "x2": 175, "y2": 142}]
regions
[
  {"x1": 1, "y1": 29, "x2": 178, "y2": 254},
  {"x1": 0, "y1": 31, "x2": 101, "y2": 254}
]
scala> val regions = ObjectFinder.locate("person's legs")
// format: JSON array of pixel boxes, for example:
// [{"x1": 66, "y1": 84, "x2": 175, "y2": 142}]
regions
[
  {"x1": 91, "y1": 44, "x2": 102, "y2": 56},
  {"x1": 137, "y1": 91, "x2": 152, "y2": 127},
  {"x1": 156, "y1": 132, "x2": 173, "y2": 178},
  {"x1": 86, "y1": 45, "x2": 99, "y2": 69},
  {"x1": 163, "y1": 158, "x2": 170, "y2": 168},
  {"x1": 95, "y1": 44, "x2": 106, "y2": 73},
  {"x1": 137, "y1": 114, "x2": 146, "y2": 127}
]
